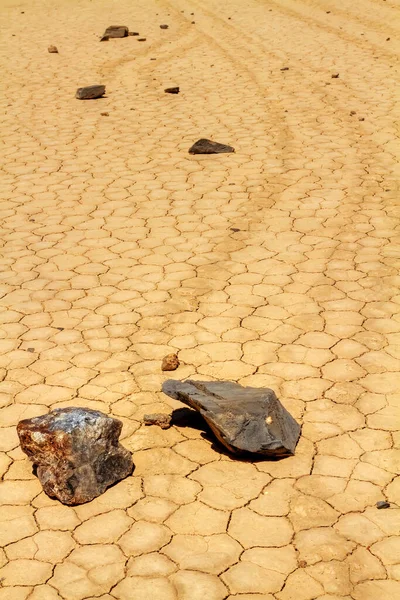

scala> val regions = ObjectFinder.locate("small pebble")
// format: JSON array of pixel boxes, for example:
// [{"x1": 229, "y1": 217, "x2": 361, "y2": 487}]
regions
[
  {"x1": 138, "y1": 38, "x2": 146, "y2": 42},
  {"x1": 160, "y1": 24, "x2": 169, "y2": 29},
  {"x1": 230, "y1": 228, "x2": 240, "y2": 232},
  {"x1": 376, "y1": 501, "x2": 390, "y2": 509},
  {"x1": 386, "y1": 37, "x2": 390, "y2": 41},
  {"x1": 350, "y1": 111, "x2": 356, "y2": 116},
  {"x1": 162, "y1": 353, "x2": 180, "y2": 371},
  {"x1": 48, "y1": 45, "x2": 58, "y2": 54},
  {"x1": 280, "y1": 67, "x2": 289, "y2": 71},
  {"x1": 298, "y1": 560, "x2": 307, "y2": 568},
  {"x1": 359, "y1": 117, "x2": 365, "y2": 121},
  {"x1": 27, "y1": 348, "x2": 35, "y2": 353},
  {"x1": 101, "y1": 112, "x2": 109, "y2": 116},
  {"x1": 331, "y1": 73, "x2": 339, "y2": 78}
]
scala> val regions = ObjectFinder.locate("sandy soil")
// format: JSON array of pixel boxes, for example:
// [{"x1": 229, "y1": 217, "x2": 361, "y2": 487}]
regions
[{"x1": 0, "y1": 0, "x2": 399, "y2": 598}]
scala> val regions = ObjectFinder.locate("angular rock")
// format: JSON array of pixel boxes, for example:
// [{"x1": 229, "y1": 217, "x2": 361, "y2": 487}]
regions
[
  {"x1": 189, "y1": 139, "x2": 235, "y2": 155},
  {"x1": 162, "y1": 380, "x2": 300, "y2": 457},
  {"x1": 100, "y1": 25, "x2": 129, "y2": 41},
  {"x1": 376, "y1": 500, "x2": 390, "y2": 509},
  {"x1": 17, "y1": 407, "x2": 133, "y2": 505},
  {"x1": 76, "y1": 85, "x2": 106, "y2": 100},
  {"x1": 162, "y1": 353, "x2": 180, "y2": 371},
  {"x1": 160, "y1": 24, "x2": 169, "y2": 29},
  {"x1": 165, "y1": 86, "x2": 180, "y2": 94},
  {"x1": 144, "y1": 413, "x2": 172, "y2": 429},
  {"x1": 48, "y1": 45, "x2": 58, "y2": 53},
  {"x1": 331, "y1": 73, "x2": 340, "y2": 78}
]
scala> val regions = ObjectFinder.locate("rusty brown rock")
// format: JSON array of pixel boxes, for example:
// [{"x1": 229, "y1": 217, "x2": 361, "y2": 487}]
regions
[
  {"x1": 161, "y1": 353, "x2": 180, "y2": 371},
  {"x1": 48, "y1": 45, "x2": 58, "y2": 53},
  {"x1": 189, "y1": 139, "x2": 235, "y2": 154},
  {"x1": 17, "y1": 407, "x2": 133, "y2": 505},
  {"x1": 144, "y1": 413, "x2": 172, "y2": 429}
]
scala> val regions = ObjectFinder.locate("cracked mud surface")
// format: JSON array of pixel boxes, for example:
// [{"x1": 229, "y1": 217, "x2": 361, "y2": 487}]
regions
[{"x1": 0, "y1": 0, "x2": 399, "y2": 598}]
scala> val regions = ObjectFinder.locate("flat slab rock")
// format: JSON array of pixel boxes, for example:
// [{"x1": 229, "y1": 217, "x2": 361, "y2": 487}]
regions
[
  {"x1": 76, "y1": 85, "x2": 105, "y2": 100},
  {"x1": 17, "y1": 407, "x2": 133, "y2": 505},
  {"x1": 189, "y1": 138, "x2": 235, "y2": 154},
  {"x1": 100, "y1": 25, "x2": 129, "y2": 41},
  {"x1": 162, "y1": 380, "x2": 301, "y2": 457}
]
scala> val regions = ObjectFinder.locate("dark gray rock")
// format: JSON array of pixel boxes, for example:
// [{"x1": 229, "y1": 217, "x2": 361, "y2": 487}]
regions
[
  {"x1": 76, "y1": 85, "x2": 106, "y2": 100},
  {"x1": 100, "y1": 25, "x2": 129, "y2": 41},
  {"x1": 165, "y1": 86, "x2": 180, "y2": 94},
  {"x1": 144, "y1": 413, "x2": 172, "y2": 429},
  {"x1": 17, "y1": 407, "x2": 133, "y2": 505},
  {"x1": 189, "y1": 139, "x2": 235, "y2": 154},
  {"x1": 162, "y1": 380, "x2": 301, "y2": 457},
  {"x1": 376, "y1": 501, "x2": 390, "y2": 509}
]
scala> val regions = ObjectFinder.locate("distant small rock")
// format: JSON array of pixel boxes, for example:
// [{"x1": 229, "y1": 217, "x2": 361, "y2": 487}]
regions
[
  {"x1": 162, "y1": 353, "x2": 180, "y2": 371},
  {"x1": 189, "y1": 139, "x2": 235, "y2": 155},
  {"x1": 160, "y1": 24, "x2": 169, "y2": 29},
  {"x1": 280, "y1": 67, "x2": 289, "y2": 71},
  {"x1": 350, "y1": 111, "x2": 356, "y2": 116},
  {"x1": 376, "y1": 501, "x2": 390, "y2": 509},
  {"x1": 144, "y1": 413, "x2": 172, "y2": 429},
  {"x1": 48, "y1": 45, "x2": 58, "y2": 53},
  {"x1": 359, "y1": 117, "x2": 365, "y2": 121},
  {"x1": 129, "y1": 31, "x2": 139, "y2": 36},
  {"x1": 331, "y1": 73, "x2": 339, "y2": 78},
  {"x1": 101, "y1": 112, "x2": 109, "y2": 116},
  {"x1": 138, "y1": 38, "x2": 146, "y2": 42},
  {"x1": 165, "y1": 86, "x2": 180, "y2": 94},
  {"x1": 76, "y1": 85, "x2": 106, "y2": 100},
  {"x1": 100, "y1": 25, "x2": 129, "y2": 41}
]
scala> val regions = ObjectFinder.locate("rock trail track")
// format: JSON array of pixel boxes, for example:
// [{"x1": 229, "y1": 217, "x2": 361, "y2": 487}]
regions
[{"x1": 0, "y1": 0, "x2": 399, "y2": 598}]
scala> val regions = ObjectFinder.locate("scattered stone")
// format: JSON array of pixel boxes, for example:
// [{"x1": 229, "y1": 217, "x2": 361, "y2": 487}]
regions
[
  {"x1": 331, "y1": 73, "x2": 340, "y2": 78},
  {"x1": 386, "y1": 37, "x2": 390, "y2": 41},
  {"x1": 100, "y1": 25, "x2": 129, "y2": 41},
  {"x1": 376, "y1": 501, "x2": 390, "y2": 509},
  {"x1": 101, "y1": 112, "x2": 109, "y2": 116},
  {"x1": 17, "y1": 407, "x2": 133, "y2": 505},
  {"x1": 230, "y1": 228, "x2": 240, "y2": 232},
  {"x1": 76, "y1": 85, "x2": 106, "y2": 100},
  {"x1": 359, "y1": 117, "x2": 365, "y2": 121},
  {"x1": 280, "y1": 67, "x2": 289, "y2": 71},
  {"x1": 189, "y1": 139, "x2": 235, "y2": 155},
  {"x1": 162, "y1": 353, "x2": 180, "y2": 371},
  {"x1": 160, "y1": 24, "x2": 169, "y2": 29},
  {"x1": 27, "y1": 348, "x2": 35, "y2": 353},
  {"x1": 144, "y1": 414, "x2": 172, "y2": 429},
  {"x1": 165, "y1": 86, "x2": 180, "y2": 94},
  {"x1": 162, "y1": 380, "x2": 301, "y2": 457},
  {"x1": 298, "y1": 560, "x2": 308, "y2": 568},
  {"x1": 191, "y1": 21, "x2": 196, "y2": 24},
  {"x1": 56, "y1": 327, "x2": 64, "y2": 331},
  {"x1": 48, "y1": 45, "x2": 58, "y2": 53},
  {"x1": 129, "y1": 31, "x2": 139, "y2": 36},
  {"x1": 350, "y1": 111, "x2": 356, "y2": 116},
  {"x1": 138, "y1": 38, "x2": 147, "y2": 42}
]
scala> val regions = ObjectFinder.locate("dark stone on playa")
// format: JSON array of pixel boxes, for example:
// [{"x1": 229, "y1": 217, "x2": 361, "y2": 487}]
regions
[
  {"x1": 162, "y1": 380, "x2": 301, "y2": 457},
  {"x1": 76, "y1": 85, "x2": 106, "y2": 100},
  {"x1": 160, "y1": 24, "x2": 169, "y2": 29},
  {"x1": 138, "y1": 38, "x2": 147, "y2": 42},
  {"x1": 331, "y1": 73, "x2": 339, "y2": 78},
  {"x1": 165, "y1": 86, "x2": 180, "y2": 94},
  {"x1": 129, "y1": 32, "x2": 140, "y2": 36},
  {"x1": 189, "y1": 139, "x2": 235, "y2": 155},
  {"x1": 144, "y1": 413, "x2": 172, "y2": 429},
  {"x1": 48, "y1": 45, "x2": 58, "y2": 53},
  {"x1": 376, "y1": 501, "x2": 390, "y2": 509},
  {"x1": 280, "y1": 67, "x2": 289, "y2": 71},
  {"x1": 100, "y1": 25, "x2": 129, "y2": 41},
  {"x1": 161, "y1": 353, "x2": 180, "y2": 371},
  {"x1": 17, "y1": 407, "x2": 133, "y2": 505}
]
